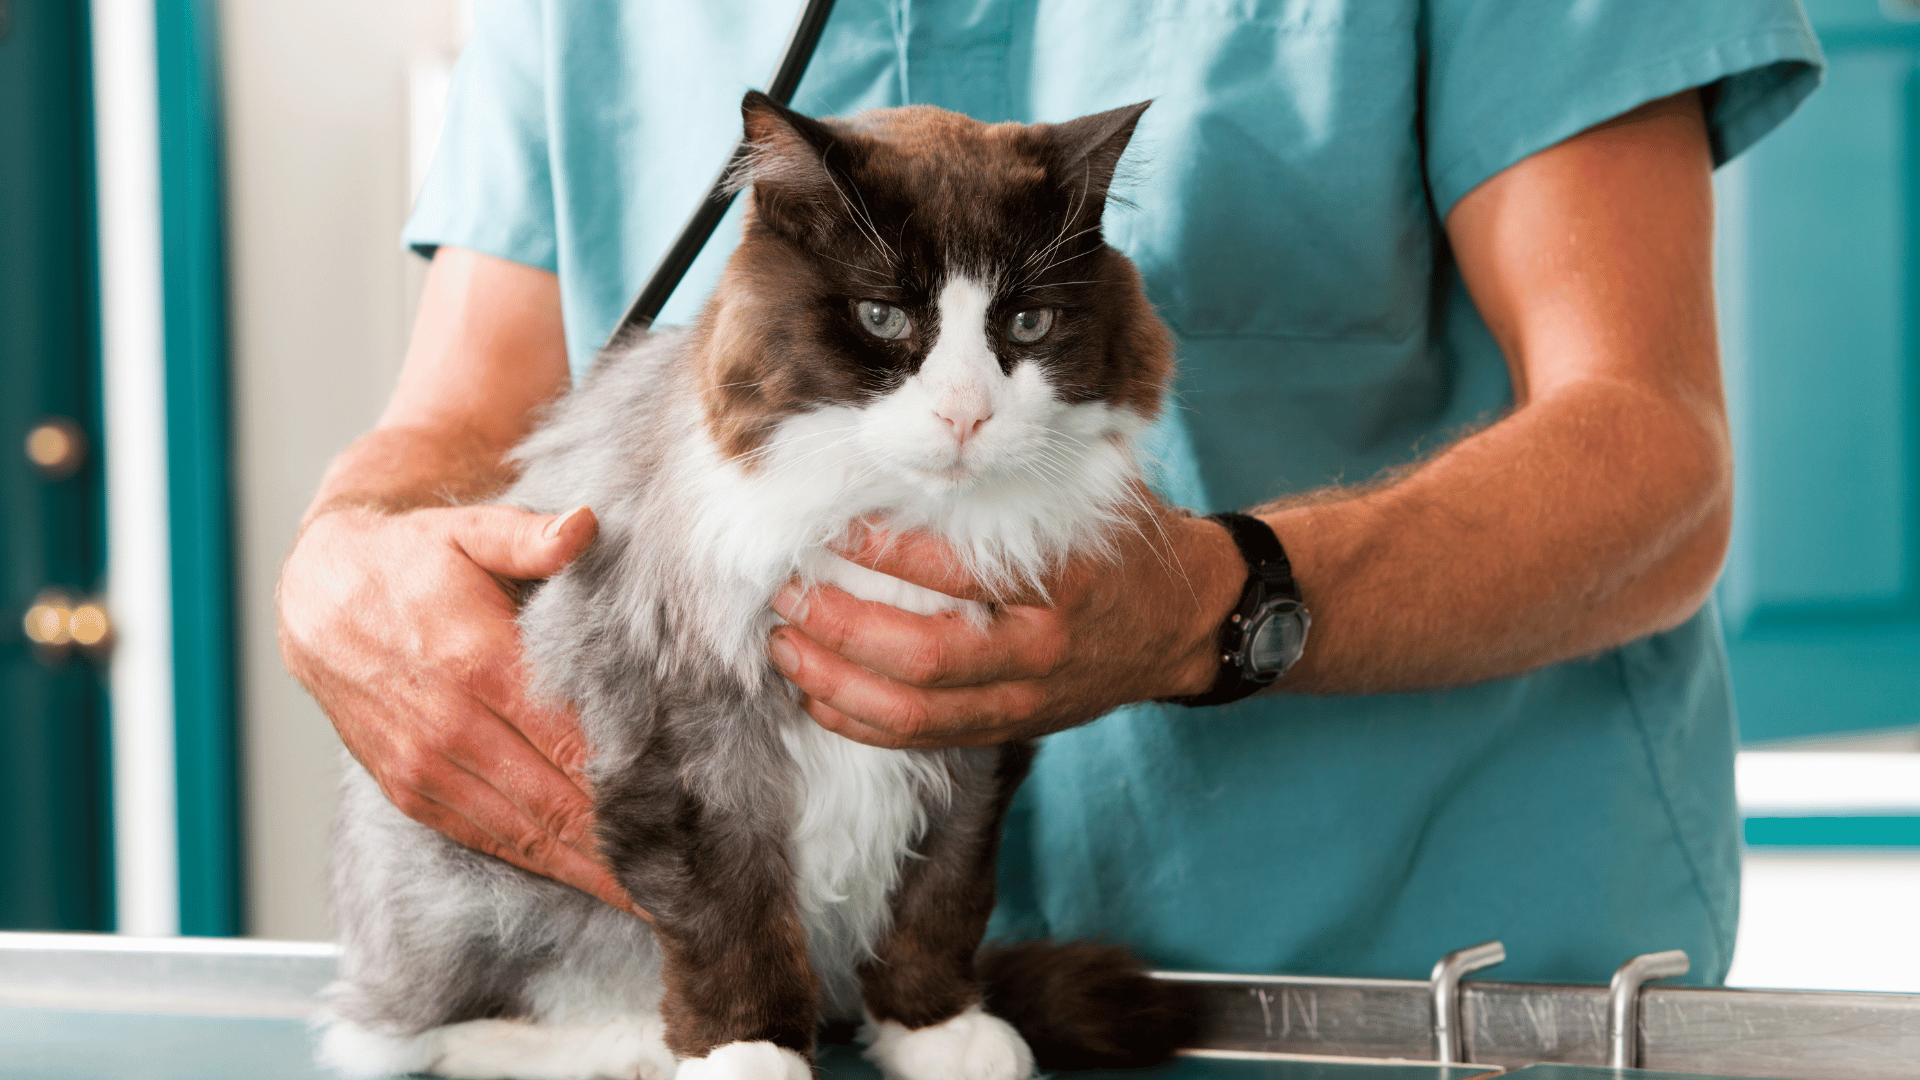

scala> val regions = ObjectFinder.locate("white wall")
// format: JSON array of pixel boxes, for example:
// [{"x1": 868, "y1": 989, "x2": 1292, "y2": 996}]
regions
[
  {"x1": 1728, "y1": 851, "x2": 1920, "y2": 993},
  {"x1": 221, "y1": 0, "x2": 466, "y2": 940},
  {"x1": 1726, "y1": 727, "x2": 1920, "y2": 993}
]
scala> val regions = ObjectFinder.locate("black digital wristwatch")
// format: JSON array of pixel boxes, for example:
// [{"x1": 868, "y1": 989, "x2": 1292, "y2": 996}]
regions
[{"x1": 1168, "y1": 512, "x2": 1312, "y2": 707}]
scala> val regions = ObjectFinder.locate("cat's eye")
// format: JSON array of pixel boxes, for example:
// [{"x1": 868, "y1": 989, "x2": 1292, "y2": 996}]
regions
[
  {"x1": 1006, "y1": 309, "x2": 1055, "y2": 343},
  {"x1": 855, "y1": 300, "x2": 910, "y2": 340}
]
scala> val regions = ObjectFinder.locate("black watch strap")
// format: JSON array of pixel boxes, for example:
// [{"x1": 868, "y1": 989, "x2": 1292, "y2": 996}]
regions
[{"x1": 1167, "y1": 512, "x2": 1305, "y2": 708}]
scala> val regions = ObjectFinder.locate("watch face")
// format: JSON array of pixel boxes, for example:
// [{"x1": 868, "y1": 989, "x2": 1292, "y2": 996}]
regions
[{"x1": 1246, "y1": 600, "x2": 1309, "y2": 676}]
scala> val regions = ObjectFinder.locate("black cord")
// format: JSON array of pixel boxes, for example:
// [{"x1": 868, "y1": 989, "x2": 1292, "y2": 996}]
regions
[{"x1": 603, "y1": 0, "x2": 838, "y2": 347}]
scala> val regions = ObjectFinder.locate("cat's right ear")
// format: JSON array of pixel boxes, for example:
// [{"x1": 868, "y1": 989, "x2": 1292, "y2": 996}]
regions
[
  {"x1": 1045, "y1": 100, "x2": 1152, "y2": 222},
  {"x1": 730, "y1": 90, "x2": 849, "y2": 240}
]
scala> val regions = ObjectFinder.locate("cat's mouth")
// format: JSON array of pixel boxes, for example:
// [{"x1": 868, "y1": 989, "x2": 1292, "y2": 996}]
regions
[{"x1": 897, "y1": 458, "x2": 981, "y2": 494}]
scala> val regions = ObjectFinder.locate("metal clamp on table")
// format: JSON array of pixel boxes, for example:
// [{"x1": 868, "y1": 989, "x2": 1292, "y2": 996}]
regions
[
  {"x1": 1607, "y1": 949, "x2": 1691, "y2": 1069},
  {"x1": 1431, "y1": 940, "x2": 1505, "y2": 1065}
]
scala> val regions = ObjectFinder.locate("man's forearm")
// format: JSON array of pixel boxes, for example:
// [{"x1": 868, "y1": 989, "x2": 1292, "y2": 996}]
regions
[
  {"x1": 1263, "y1": 376, "x2": 1730, "y2": 696},
  {"x1": 305, "y1": 423, "x2": 519, "y2": 525},
  {"x1": 1261, "y1": 90, "x2": 1729, "y2": 698}
]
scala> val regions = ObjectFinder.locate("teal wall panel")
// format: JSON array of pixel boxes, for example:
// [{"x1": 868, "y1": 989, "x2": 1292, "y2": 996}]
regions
[
  {"x1": 1718, "y1": 0, "x2": 1920, "y2": 744},
  {"x1": 1734, "y1": 51, "x2": 1909, "y2": 614},
  {"x1": 1744, "y1": 815, "x2": 1920, "y2": 846},
  {"x1": 155, "y1": 0, "x2": 240, "y2": 937},
  {"x1": 0, "y1": 0, "x2": 113, "y2": 930}
]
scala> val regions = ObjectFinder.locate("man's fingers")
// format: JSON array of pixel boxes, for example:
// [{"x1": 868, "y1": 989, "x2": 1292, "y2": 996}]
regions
[
  {"x1": 372, "y1": 692, "x2": 634, "y2": 915},
  {"x1": 830, "y1": 525, "x2": 1037, "y2": 604},
  {"x1": 802, "y1": 695, "x2": 1020, "y2": 751},
  {"x1": 419, "y1": 758, "x2": 589, "y2": 865},
  {"x1": 449, "y1": 504, "x2": 598, "y2": 581},
  {"x1": 404, "y1": 789, "x2": 644, "y2": 920},
  {"x1": 771, "y1": 627, "x2": 1040, "y2": 745},
  {"x1": 503, "y1": 698, "x2": 596, "y2": 791},
  {"x1": 772, "y1": 584, "x2": 1059, "y2": 687},
  {"x1": 435, "y1": 704, "x2": 602, "y2": 854},
  {"x1": 465, "y1": 653, "x2": 597, "y2": 788},
  {"x1": 802, "y1": 697, "x2": 916, "y2": 749}
]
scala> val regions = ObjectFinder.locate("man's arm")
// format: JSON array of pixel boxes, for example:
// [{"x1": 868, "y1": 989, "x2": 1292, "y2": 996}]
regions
[
  {"x1": 1263, "y1": 89, "x2": 1728, "y2": 691},
  {"x1": 770, "y1": 90, "x2": 1728, "y2": 747},
  {"x1": 279, "y1": 246, "x2": 643, "y2": 916}
]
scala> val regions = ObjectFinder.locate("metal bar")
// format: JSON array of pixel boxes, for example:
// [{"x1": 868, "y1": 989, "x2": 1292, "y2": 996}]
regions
[
  {"x1": 1432, "y1": 940, "x2": 1505, "y2": 1064},
  {"x1": 0, "y1": 932, "x2": 334, "y2": 1017},
  {"x1": 1640, "y1": 985, "x2": 1920, "y2": 1079},
  {"x1": 1170, "y1": 972, "x2": 1920, "y2": 1080},
  {"x1": 1176, "y1": 1048, "x2": 1504, "y2": 1078},
  {"x1": 1158, "y1": 970, "x2": 1438, "y2": 1062},
  {"x1": 1607, "y1": 950, "x2": 1690, "y2": 1068}
]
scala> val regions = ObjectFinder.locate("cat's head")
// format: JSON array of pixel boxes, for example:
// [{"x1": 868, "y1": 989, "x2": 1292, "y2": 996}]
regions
[{"x1": 694, "y1": 92, "x2": 1173, "y2": 514}]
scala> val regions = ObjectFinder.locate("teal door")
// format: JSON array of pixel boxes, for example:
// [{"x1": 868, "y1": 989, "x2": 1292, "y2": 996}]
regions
[
  {"x1": 1716, "y1": 0, "x2": 1920, "y2": 746},
  {"x1": 0, "y1": 0, "x2": 114, "y2": 930}
]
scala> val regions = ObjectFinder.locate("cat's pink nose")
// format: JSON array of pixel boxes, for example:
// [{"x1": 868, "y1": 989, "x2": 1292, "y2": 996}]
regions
[{"x1": 935, "y1": 406, "x2": 992, "y2": 444}]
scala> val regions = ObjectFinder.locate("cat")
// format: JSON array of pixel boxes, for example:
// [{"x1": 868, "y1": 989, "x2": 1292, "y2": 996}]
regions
[{"x1": 319, "y1": 91, "x2": 1192, "y2": 1080}]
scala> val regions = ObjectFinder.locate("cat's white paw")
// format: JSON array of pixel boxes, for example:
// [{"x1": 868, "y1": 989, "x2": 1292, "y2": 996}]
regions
[
  {"x1": 316, "y1": 1012, "x2": 676, "y2": 1080},
  {"x1": 674, "y1": 1041, "x2": 810, "y2": 1080},
  {"x1": 433, "y1": 1016, "x2": 675, "y2": 1080},
  {"x1": 315, "y1": 1013, "x2": 438, "y2": 1079},
  {"x1": 862, "y1": 1005, "x2": 1035, "y2": 1080}
]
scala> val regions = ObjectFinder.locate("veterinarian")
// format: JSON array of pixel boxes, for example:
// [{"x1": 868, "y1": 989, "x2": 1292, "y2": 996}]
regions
[{"x1": 280, "y1": 1, "x2": 1823, "y2": 985}]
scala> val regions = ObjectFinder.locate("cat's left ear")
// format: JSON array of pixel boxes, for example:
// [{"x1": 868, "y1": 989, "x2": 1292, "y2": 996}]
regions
[
  {"x1": 1044, "y1": 100, "x2": 1152, "y2": 217},
  {"x1": 731, "y1": 90, "x2": 852, "y2": 240}
]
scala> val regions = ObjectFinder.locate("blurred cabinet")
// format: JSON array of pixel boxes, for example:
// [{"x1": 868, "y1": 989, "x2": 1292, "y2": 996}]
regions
[
  {"x1": 1716, "y1": 0, "x2": 1920, "y2": 743},
  {"x1": 0, "y1": 0, "x2": 113, "y2": 929}
]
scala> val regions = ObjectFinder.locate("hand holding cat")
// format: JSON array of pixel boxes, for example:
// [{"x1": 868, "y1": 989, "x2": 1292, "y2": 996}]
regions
[
  {"x1": 278, "y1": 503, "x2": 647, "y2": 920},
  {"x1": 768, "y1": 499, "x2": 1246, "y2": 749}
]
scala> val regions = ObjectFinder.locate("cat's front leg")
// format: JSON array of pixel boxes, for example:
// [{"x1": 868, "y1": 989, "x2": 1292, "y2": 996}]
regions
[
  {"x1": 859, "y1": 743, "x2": 1036, "y2": 1080},
  {"x1": 596, "y1": 741, "x2": 816, "y2": 1080}
]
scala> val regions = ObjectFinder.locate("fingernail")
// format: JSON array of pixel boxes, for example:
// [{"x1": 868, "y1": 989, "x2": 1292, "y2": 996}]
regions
[
  {"x1": 768, "y1": 630, "x2": 800, "y2": 674},
  {"x1": 771, "y1": 584, "x2": 802, "y2": 620},
  {"x1": 544, "y1": 505, "x2": 588, "y2": 541}
]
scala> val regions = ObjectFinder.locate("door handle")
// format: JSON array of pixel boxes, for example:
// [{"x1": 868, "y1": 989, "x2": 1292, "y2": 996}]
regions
[
  {"x1": 23, "y1": 588, "x2": 113, "y2": 657},
  {"x1": 24, "y1": 417, "x2": 87, "y2": 480}
]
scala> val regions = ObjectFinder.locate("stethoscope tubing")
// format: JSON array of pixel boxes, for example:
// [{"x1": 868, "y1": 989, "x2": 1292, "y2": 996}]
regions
[{"x1": 604, "y1": 0, "x2": 838, "y2": 346}]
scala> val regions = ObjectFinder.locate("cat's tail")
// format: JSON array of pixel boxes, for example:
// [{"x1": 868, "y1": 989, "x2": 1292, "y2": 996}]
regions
[{"x1": 976, "y1": 940, "x2": 1202, "y2": 1070}]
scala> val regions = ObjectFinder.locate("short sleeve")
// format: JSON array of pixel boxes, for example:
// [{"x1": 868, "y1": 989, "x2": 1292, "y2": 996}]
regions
[
  {"x1": 401, "y1": 0, "x2": 557, "y2": 271},
  {"x1": 1424, "y1": 0, "x2": 1825, "y2": 219}
]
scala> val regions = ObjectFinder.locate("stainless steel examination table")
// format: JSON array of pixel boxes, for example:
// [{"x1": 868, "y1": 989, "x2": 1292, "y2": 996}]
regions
[{"x1": 4, "y1": 933, "x2": 1917, "y2": 1080}]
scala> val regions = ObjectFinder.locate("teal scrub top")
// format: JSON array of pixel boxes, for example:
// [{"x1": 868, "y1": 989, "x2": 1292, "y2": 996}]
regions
[{"x1": 405, "y1": 0, "x2": 1823, "y2": 985}]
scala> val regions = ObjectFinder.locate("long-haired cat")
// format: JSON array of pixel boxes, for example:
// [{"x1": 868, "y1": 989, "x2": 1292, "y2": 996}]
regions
[{"x1": 320, "y1": 91, "x2": 1191, "y2": 1080}]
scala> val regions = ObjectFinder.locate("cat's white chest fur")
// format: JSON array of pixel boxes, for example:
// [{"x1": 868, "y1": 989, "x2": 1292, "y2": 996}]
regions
[
  {"x1": 779, "y1": 553, "x2": 968, "y2": 1013},
  {"x1": 681, "y1": 272, "x2": 1144, "y2": 1011}
]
